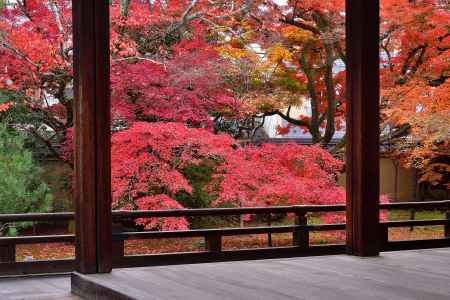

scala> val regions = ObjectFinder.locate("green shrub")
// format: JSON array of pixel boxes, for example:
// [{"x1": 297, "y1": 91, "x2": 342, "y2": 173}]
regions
[
  {"x1": 0, "y1": 124, "x2": 52, "y2": 235},
  {"x1": 175, "y1": 160, "x2": 238, "y2": 228},
  {"x1": 175, "y1": 160, "x2": 217, "y2": 209}
]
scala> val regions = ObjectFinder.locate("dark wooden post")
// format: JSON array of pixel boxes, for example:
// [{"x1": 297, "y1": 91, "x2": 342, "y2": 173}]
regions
[
  {"x1": 267, "y1": 213, "x2": 273, "y2": 247},
  {"x1": 345, "y1": 0, "x2": 380, "y2": 256},
  {"x1": 445, "y1": 211, "x2": 450, "y2": 239},
  {"x1": 0, "y1": 245, "x2": 15, "y2": 263},
  {"x1": 205, "y1": 234, "x2": 222, "y2": 253},
  {"x1": 293, "y1": 208, "x2": 309, "y2": 249},
  {"x1": 112, "y1": 224, "x2": 125, "y2": 260},
  {"x1": 379, "y1": 224, "x2": 389, "y2": 250},
  {"x1": 73, "y1": 0, "x2": 112, "y2": 273}
]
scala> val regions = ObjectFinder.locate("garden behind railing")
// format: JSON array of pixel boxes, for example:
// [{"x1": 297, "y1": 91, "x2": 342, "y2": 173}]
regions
[{"x1": 1, "y1": 200, "x2": 449, "y2": 276}]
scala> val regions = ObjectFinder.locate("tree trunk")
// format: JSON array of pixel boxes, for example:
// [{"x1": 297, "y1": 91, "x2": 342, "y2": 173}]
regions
[{"x1": 120, "y1": 0, "x2": 131, "y2": 17}]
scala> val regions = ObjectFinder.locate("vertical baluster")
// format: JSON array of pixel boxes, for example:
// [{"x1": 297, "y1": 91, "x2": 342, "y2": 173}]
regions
[
  {"x1": 268, "y1": 213, "x2": 272, "y2": 247},
  {"x1": 293, "y1": 208, "x2": 308, "y2": 249},
  {"x1": 445, "y1": 211, "x2": 449, "y2": 239},
  {"x1": 112, "y1": 224, "x2": 125, "y2": 261},
  {"x1": 206, "y1": 233, "x2": 222, "y2": 253},
  {"x1": 380, "y1": 223, "x2": 389, "y2": 250}
]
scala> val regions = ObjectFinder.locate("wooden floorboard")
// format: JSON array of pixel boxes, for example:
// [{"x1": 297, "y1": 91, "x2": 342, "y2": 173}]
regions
[
  {"x1": 0, "y1": 274, "x2": 80, "y2": 300},
  {"x1": 71, "y1": 248, "x2": 450, "y2": 300},
  {"x1": 1, "y1": 249, "x2": 449, "y2": 299}
]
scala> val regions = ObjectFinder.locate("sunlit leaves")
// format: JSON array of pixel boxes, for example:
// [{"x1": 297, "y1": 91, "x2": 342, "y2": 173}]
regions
[{"x1": 380, "y1": 0, "x2": 450, "y2": 185}]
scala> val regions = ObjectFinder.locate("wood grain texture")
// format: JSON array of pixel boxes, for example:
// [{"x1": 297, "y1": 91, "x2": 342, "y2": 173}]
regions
[
  {"x1": 72, "y1": 248, "x2": 450, "y2": 300},
  {"x1": 72, "y1": 0, "x2": 111, "y2": 274},
  {"x1": 112, "y1": 245, "x2": 346, "y2": 268},
  {"x1": 345, "y1": 0, "x2": 381, "y2": 256},
  {"x1": 94, "y1": 0, "x2": 113, "y2": 274},
  {"x1": 0, "y1": 275, "x2": 80, "y2": 300}
]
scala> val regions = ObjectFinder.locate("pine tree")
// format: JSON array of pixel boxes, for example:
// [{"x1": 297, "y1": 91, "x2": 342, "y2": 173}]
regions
[{"x1": 0, "y1": 124, "x2": 52, "y2": 235}]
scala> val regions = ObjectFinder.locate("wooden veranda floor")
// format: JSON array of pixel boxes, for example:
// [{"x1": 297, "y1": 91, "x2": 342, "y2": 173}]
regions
[
  {"x1": 2, "y1": 248, "x2": 450, "y2": 300},
  {"x1": 0, "y1": 274, "x2": 79, "y2": 300}
]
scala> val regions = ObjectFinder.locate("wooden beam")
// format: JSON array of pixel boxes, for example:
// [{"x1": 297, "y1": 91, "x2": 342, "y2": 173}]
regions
[
  {"x1": 345, "y1": 0, "x2": 380, "y2": 256},
  {"x1": 73, "y1": 0, "x2": 112, "y2": 273}
]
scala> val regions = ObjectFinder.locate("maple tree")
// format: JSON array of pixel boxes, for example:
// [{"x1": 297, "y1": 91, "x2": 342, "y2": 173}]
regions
[
  {"x1": 111, "y1": 122, "x2": 346, "y2": 229},
  {"x1": 219, "y1": 0, "x2": 449, "y2": 186},
  {"x1": 212, "y1": 0, "x2": 449, "y2": 178},
  {"x1": 1, "y1": 1, "x2": 445, "y2": 168},
  {"x1": 0, "y1": 0, "x2": 73, "y2": 162},
  {"x1": 0, "y1": 0, "x2": 426, "y2": 218},
  {"x1": 6, "y1": 0, "x2": 440, "y2": 232},
  {"x1": 379, "y1": 0, "x2": 450, "y2": 187},
  {"x1": 207, "y1": 0, "x2": 347, "y2": 143},
  {"x1": 0, "y1": 0, "x2": 243, "y2": 159}
]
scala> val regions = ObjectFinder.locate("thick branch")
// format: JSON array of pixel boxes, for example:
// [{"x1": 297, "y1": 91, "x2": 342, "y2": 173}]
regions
[
  {"x1": 263, "y1": 110, "x2": 310, "y2": 129},
  {"x1": 380, "y1": 123, "x2": 411, "y2": 143},
  {"x1": 330, "y1": 124, "x2": 412, "y2": 154},
  {"x1": 280, "y1": 18, "x2": 320, "y2": 35}
]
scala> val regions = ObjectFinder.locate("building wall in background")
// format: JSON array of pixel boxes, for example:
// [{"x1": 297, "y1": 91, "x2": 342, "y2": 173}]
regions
[{"x1": 338, "y1": 157, "x2": 417, "y2": 202}]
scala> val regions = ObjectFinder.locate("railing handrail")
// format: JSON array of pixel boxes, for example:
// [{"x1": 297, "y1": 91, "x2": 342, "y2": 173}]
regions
[
  {"x1": 381, "y1": 219, "x2": 449, "y2": 228},
  {"x1": 0, "y1": 212, "x2": 75, "y2": 222},
  {"x1": 113, "y1": 223, "x2": 347, "y2": 240},
  {"x1": 1, "y1": 200, "x2": 449, "y2": 222},
  {"x1": 111, "y1": 204, "x2": 347, "y2": 219},
  {"x1": 0, "y1": 234, "x2": 75, "y2": 245},
  {"x1": 110, "y1": 200, "x2": 450, "y2": 219},
  {"x1": 380, "y1": 200, "x2": 450, "y2": 210}
]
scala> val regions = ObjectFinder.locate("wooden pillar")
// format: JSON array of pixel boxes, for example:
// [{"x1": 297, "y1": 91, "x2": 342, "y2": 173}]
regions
[
  {"x1": 73, "y1": 0, "x2": 112, "y2": 273},
  {"x1": 345, "y1": 0, "x2": 380, "y2": 256}
]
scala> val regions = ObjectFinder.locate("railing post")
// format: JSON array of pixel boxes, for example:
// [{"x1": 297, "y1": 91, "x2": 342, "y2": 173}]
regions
[
  {"x1": 0, "y1": 244, "x2": 15, "y2": 263},
  {"x1": 409, "y1": 209, "x2": 416, "y2": 231},
  {"x1": 293, "y1": 208, "x2": 309, "y2": 249},
  {"x1": 267, "y1": 213, "x2": 273, "y2": 247},
  {"x1": 112, "y1": 224, "x2": 125, "y2": 260},
  {"x1": 205, "y1": 233, "x2": 222, "y2": 253},
  {"x1": 445, "y1": 211, "x2": 450, "y2": 239},
  {"x1": 379, "y1": 224, "x2": 389, "y2": 250}
]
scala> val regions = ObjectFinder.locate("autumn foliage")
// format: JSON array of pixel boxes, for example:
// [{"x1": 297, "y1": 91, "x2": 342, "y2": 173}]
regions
[
  {"x1": 380, "y1": 0, "x2": 450, "y2": 186},
  {"x1": 1, "y1": 0, "x2": 448, "y2": 231},
  {"x1": 111, "y1": 122, "x2": 345, "y2": 229}
]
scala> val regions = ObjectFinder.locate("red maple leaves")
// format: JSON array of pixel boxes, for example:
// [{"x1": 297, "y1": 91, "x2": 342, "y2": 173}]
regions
[
  {"x1": 1, "y1": 0, "x2": 411, "y2": 232},
  {"x1": 111, "y1": 122, "x2": 346, "y2": 229}
]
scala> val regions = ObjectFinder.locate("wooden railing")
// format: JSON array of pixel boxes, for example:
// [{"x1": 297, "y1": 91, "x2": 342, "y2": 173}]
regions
[
  {"x1": 0, "y1": 201, "x2": 449, "y2": 276},
  {"x1": 0, "y1": 212, "x2": 76, "y2": 276},
  {"x1": 110, "y1": 205, "x2": 347, "y2": 268},
  {"x1": 380, "y1": 201, "x2": 450, "y2": 251}
]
